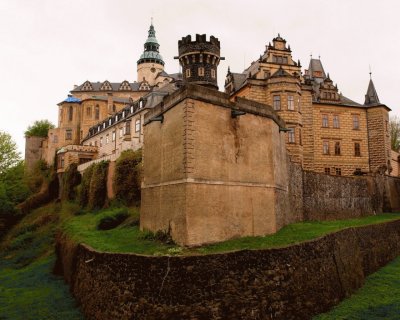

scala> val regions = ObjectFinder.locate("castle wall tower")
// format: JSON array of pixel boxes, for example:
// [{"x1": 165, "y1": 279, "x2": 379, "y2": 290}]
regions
[
  {"x1": 364, "y1": 77, "x2": 392, "y2": 173},
  {"x1": 177, "y1": 34, "x2": 221, "y2": 90},
  {"x1": 137, "y1": 23, "x2": 165, "y2": 86}
]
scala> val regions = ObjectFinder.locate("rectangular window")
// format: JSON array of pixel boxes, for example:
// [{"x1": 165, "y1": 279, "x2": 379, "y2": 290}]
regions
[
  {"x1": 198, "y1": 67, "x2": 205, "y2": 77},
  {"x1": 65, "y1": 129, "x2": 72, "y2": 140},
  {"x1": 288, "y1": 128, "x2": 295, "y2": 143},
  {"x1": 86, "y1": 107, "x2": 92, "y2": 117},
  {"x1": 335, "y1": 167, "x2": 342, "y2": 176},
  {"x1": 68, "y1": 106, "x2": 73, "y2": 121},
  {"x1": 94, "y1": 140, "x2": 97, "y2": 147},
  {"x1": 53, "y1": 135, "x2": 58, "y2": 143},
  {"x1": 323, "y1": 141, "x2": 329, "y2": 155},
  {"x1": 112, "y1": 131, "x2": 116, "y2": 141},
  {"x1": 125, "y1": 121, "x2": 131, "y2": 135},
  {"x1": 100, "y1": 137, "x2": 103, "y2": 147},
  {"x1": 354, "y1": 142, "x2": 361, "y2": 156},
  {"x1": 298, "y1": 97, "x2": 301, "y2": 113},
  {"x1": 106, "y1": 135, "x2": 109, "y2": 144},
  {"x1": 95, "y1": 106, "x2": 100, "y2": 120},
  {"x1": 334, "y1": 142, "x2": 341, "y2": 155},
  {"x1": 299, "y1": 128, "x2": 302, "y2": 146},
  {"x1": 288, "y1": 95, "x2": 294, "y2": 110},
  {"x1": 119, "y1": 128, "x2": 123, "y2": 138},
  {"x1": 211, "y1": 69, "x2": 216, "y2": 79},
  {"x1": 324, "y1": 167, "x2": 330, "y2": 175},
  {"x1": 185, "y1": 69, "x2": 191, "y2": 78},
  {"x1": 135, "y1": 119, "x2": 141, "y2": 133},
  {"x1": 322, "y1": 114, "x2": 329, "y2": 128},
  {"x1": 333, "y1": 115, "x2": 340, "y2": 128},
  {"x1": 273, "y1": 95, "x2": 281, "y2": 110},
  {"x1": 353, "y1": 115, "x2": 360, "y2": 129}
]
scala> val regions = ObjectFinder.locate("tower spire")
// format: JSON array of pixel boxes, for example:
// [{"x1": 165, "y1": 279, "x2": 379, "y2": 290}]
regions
[{"x1": 364, "y1": 72, "x2": 380, "y2": 105}]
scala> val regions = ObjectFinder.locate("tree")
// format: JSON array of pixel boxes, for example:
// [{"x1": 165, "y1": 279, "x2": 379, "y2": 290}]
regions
[
  {"x1": 24, "y1": 119, "x2": 55, "y2": 138},
  {"x1": 0, "y1": 131, "x2": 20, "y2": 174},
  {"x1": 390, "y1": 116, "x2": 400, "y2": 152}
]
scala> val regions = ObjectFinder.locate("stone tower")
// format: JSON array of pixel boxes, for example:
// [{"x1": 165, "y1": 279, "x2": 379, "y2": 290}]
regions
[
  {"x1": 177, "y1": 34, "x2": 221, "y2": 90},
  {"x1": 364, "y1": 76, "x2": 392, "y2": 173},
  {"x1": 137, "y1": 23, "x2": 165, "y2": 85}
]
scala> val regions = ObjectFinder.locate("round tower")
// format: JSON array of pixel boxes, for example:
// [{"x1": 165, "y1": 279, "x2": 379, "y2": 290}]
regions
[
  {"x1": 178, "y1": 34, "x2": 221, "y2": 90},
  {"x1": 137, "y1": 23, "x2": 165, "y2": 85}
]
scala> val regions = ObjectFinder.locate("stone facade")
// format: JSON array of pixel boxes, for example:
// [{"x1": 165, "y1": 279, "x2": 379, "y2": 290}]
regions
[
  {"x1": 141, "y1": 84, "x2": 289, "y2": 246},
  {"x1": 225, "y1": 35, "x2": 396, "y2": 176},
  {"x1": 24, "y1": 136, "x2": 46, "y2": 170}
]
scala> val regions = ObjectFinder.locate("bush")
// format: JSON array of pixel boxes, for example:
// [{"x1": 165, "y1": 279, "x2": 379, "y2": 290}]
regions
[
  {"x1": 78, "y1": 164, "x2": 94, "y2": 208},
  {"x1": 97, "y1": 208, "x2": 129, "y2": 230},
  {"x1": 88, "y1": 161, "x2": 109, "y2": 210},
  {"x1": 61, "y1": 163, "x2": 81, "y2": 201},
  {"x1": 17, "y1": 170, "x2": 59, "y2": 215},
  {"x1": 114, "y1": 149, "x2": 142, "y2": 206}
]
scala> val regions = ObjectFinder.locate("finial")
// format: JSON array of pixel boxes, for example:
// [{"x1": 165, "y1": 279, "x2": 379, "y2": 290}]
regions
[
  {"x1": 369, "y1": 65, "x2": 372, "y2": 79},
  {"x1": 151, "y1": 17, "x2": 153, "y2": 26},
  {"x1": 310, "y1": 53, "x2": 312, "y2": 59},
  {"x1": 327, "y1": 72, "x2": 330, "y2": 79},
  {"x1": 227, "y1": 66, "x2": 231, "y2": 74},
  {"x1": 278, "y1": 33, "x2": 280, "y2": 37},
  {"x1": 318, "y1": 55, "x2": 321, "y2": 60}
]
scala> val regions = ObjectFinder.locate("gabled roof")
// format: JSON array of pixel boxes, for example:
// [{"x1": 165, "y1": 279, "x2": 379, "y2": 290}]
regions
[
  {"x1": 271, "y1": 67, "x2": 293, "y2": 78},
  {"x1": 230, "y1": 73, "x2": 247, "y2": 91},
  {"x1": 364, "y1": 78, "x2": 380, "y2": 105},
  {"x1": 71, "y1": 81, "x2": 144, "y2": 92}
]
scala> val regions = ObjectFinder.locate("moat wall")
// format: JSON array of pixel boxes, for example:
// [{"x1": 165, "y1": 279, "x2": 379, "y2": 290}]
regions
[
  {"x1": 288, "y1": 161, "x2": 400, "y2": 221},
  {"x1": 56, "y1": 219, "x2": 400, "y2": 320}
]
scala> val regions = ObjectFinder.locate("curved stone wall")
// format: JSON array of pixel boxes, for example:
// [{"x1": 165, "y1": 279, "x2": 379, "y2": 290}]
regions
[{"x1": 56, "y1": 219, "x2": 400, "y2": 319}]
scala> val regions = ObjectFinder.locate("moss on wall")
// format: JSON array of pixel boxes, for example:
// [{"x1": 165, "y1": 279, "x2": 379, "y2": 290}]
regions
[
  {"x1": 113, "y1": 149, "x2": 142, "y2": 206},
  {"x1": 61, "y1": 164, "x2": 81, "y2": 201},
  {"x1": 87, "y1": 161, "x2": 109, "y2": 210}
]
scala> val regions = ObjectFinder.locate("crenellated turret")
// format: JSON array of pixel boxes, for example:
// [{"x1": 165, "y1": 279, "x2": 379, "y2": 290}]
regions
[{"x1": 177, "y1": 34, "x2": 222, "y2": 90}]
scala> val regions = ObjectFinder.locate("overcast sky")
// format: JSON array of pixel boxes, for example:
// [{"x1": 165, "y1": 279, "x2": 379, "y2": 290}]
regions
[{"x1": 1, "y1": 0, "x2": 399, "y2": 154}]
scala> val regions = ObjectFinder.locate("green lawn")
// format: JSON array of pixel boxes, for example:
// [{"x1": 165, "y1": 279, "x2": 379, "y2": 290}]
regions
[
  {"x1": 60, "y1": 202, "x2": 400, "y2": 255},
  {"x1": 314, "y1": 255, "x2": 400, "y2": 319}
]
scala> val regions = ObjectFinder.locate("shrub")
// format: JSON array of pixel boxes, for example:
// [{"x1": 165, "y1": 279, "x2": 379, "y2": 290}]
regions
[
  {"x1": 97, "y1": 208, "x2": 129, "y2": 230},
  {"x1": 88, "y1": 161, "x2": 109, "y2": 210},
  {"x1": 61, "y1": 163, "x2": 81, "y2": 201},
  {"x1": 114, "y1": 149, "x2": 142, "y2": 206},
  {"x1": 78, "y1": 164, "x2": 94, "y2": 207}
]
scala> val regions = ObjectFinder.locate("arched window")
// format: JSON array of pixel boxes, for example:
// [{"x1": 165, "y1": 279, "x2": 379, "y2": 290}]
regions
[{"x1": 68, "y1": 106, "x2": 73, "y2": 121}]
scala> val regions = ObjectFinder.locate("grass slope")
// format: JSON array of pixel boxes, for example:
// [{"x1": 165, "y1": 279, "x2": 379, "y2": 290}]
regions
[
  {"x1": 0, "y1": 203, "x2": 84, "y2": 320},
  {"x1": 314, "y1": 256, "x2": 400, "y2": 319}
]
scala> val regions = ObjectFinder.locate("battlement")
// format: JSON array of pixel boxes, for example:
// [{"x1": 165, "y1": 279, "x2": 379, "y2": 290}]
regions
[{"x1": 177, "y1": 34, "x2": 221, "y2": 89}]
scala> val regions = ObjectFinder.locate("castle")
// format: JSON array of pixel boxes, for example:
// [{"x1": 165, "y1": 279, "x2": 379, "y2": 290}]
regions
[{"x1": 24, "y1": 23, "x2": 400, "y2": 245}]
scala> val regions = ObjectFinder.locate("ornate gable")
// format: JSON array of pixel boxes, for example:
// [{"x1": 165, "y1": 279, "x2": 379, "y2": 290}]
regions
[
  {"x1": 81, "y1": 81, "x2": 93, "y2": 91},
  {"x1": 139, "y1": 81, "x2": 151, "y2": 91},
  {"x1": 319, "y1": 75, "x2": 340, "y2": 102},
  {"x1": 119, "y1": 80, "x2": 132, "y2": 91},
  {"x1": 100, "y1": 80, "x2": 113, "y2": 91}
]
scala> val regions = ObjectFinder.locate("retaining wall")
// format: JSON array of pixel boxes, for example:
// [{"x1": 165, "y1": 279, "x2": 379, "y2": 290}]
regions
[{"x1": 56, "y1": 219, "x2": 400, "y2": 320}]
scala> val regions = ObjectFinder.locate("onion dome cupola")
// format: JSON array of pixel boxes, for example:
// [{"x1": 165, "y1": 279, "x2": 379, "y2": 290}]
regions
[{"x1": 137, "y1": 23, "x2": 164, "y2": 66}]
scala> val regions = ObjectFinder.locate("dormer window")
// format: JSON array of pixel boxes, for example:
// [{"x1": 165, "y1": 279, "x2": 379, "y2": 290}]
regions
[{"x1": 130, "y1": 106, "x2": 134, "y2": 113}]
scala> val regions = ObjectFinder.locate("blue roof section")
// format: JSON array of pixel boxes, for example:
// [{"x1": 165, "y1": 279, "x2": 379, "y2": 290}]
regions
[{"x1": 62, "y1": 95, "x2": 81, "y2": 103}]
